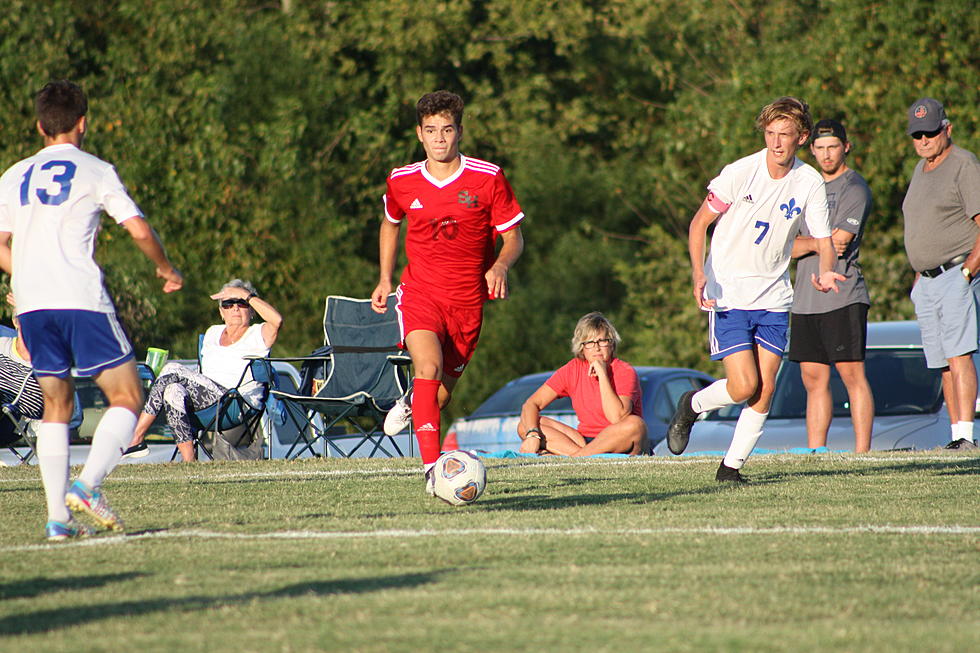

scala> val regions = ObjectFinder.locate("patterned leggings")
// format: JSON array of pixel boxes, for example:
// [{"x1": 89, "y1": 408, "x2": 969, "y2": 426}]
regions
[
  {"x1": 0, "y1": 356, "x2": 44, "y2": 419},
  {"x1": 144, "y1": 362, "x2": 227, "y2": 444}
]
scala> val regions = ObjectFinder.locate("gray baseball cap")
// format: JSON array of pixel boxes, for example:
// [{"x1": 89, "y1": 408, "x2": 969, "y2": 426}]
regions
[{"x1": 906, "y1": 98, "x2": 947, "y2": 135}]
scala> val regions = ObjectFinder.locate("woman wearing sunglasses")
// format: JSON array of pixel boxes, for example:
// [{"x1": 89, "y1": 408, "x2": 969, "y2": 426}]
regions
[
  {"x1": 517, "y1": 311, "x2": 647, "y2": 456},
  {"x1": 123, "y1": 279, "x2": 282, "y2": 461}
]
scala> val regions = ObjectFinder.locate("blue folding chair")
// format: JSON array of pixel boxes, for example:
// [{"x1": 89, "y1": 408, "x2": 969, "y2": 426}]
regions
[{"x1": 271, "y1": 295, "x2": 412, "y2": 458}]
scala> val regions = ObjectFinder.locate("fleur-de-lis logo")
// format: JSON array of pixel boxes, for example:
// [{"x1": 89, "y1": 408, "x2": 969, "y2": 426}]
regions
[{"x1": 780, "y1": 198, "x2": 801, "y2": 220}]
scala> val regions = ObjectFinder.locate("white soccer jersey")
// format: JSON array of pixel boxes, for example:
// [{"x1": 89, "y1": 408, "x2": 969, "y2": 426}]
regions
[
  {"x1": 704, "y1": 148, "x2": 830, "y2": 311},
  {"x1": 0, "y1": 143, "x2": 143, "y2": 314}
]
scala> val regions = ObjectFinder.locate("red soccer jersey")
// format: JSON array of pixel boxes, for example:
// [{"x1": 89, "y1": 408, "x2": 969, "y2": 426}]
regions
[{"x1": 383, "y1": 154, "x2": 524, "y2": 307}]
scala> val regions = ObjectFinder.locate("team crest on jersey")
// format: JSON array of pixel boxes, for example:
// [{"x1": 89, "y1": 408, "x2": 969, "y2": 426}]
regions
[
  {"x1": 458, "y1": 190, "x2": 479, "y2": 208},
  {"x1": 780, "y1": 198, "x2": 801, "y2": 219}
]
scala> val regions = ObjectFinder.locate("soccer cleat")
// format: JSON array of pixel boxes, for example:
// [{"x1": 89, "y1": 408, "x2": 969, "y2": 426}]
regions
[
  {"x1": 122, "y1": 442, "x2": 149, "y2": 458},
  {"x1": 45, "y1": 518, "x2": 96, "y2": 542},
  {"x1": 716, "y1": 461, "x2": 749, "y2": 484},
  {"x1": 944, "y1": 438, "x2": 977, "y2": 450},
  {"x1": 65, "y1": 480, "x2": 125, "y2": 532},
  {"x1": 425, "y1": 467, "x2": 436, "y2": 497},
  {"x1": 384, "y1": 397, "x2": 412, "y2": 436},
  {"x1": 666, "y1": 390, "x2": 699, "y2": 455}
]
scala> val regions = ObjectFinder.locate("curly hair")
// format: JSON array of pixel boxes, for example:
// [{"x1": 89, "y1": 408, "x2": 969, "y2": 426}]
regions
[{"x1": 416, "y1": 90, "x2": 464, "y2": 127}]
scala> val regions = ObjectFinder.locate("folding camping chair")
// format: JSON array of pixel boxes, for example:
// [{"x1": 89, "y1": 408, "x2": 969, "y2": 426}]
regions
[
  {"x1": 271, "y1": 294, "x2": 412, "y2": 459},
  {"x1": 172, "y1": 357, "x2": 276, "y2": 461},
  {"x1": 1, "y1": 371, "x2": 42, "y2": 464}
]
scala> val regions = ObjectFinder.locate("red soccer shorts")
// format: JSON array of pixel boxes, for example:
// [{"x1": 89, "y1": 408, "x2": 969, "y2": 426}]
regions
[{"x1": 395, "y1": 284, "x2": 483, "y2": 378}]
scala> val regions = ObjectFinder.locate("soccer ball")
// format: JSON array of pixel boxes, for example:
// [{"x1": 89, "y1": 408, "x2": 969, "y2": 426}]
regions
[{"x1": 432, "y1": 450, "x2": 486, "y2": 506}]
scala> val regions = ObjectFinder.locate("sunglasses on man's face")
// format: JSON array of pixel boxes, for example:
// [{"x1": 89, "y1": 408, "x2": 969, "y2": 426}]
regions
[
  {"x1": 220, "y1": 299, "x2": 250, "y2": 309},
  {"x1": 911, "y1": 127, "x2": 945, "y2": 140}
]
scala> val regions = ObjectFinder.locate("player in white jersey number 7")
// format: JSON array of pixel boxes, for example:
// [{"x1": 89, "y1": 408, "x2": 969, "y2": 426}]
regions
[{"x1": 667, "y1": 96, "x2": 844, "y2": 483}]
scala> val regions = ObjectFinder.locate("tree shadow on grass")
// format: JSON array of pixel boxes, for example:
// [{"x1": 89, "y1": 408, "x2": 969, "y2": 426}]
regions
[
  {"x1": 0, "y1": 571, "x2": 440, "y2": 636},
  {"x1": 0, "y1": 572, "x2": 146, "y2": 601}
]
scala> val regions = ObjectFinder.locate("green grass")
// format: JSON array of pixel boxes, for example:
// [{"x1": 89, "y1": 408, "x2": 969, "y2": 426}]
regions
[{"x1": 1, "y1": 452, "x2": 977, "y2": 652}]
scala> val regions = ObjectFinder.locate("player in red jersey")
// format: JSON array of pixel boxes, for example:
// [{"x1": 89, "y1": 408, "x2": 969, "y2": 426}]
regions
[{"x1": 371, "y1": 90, "x2": 525, "y2": 494}]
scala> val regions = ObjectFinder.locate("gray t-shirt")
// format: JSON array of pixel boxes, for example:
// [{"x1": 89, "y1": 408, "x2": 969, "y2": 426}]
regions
[
  {"x1": 902, "y1": 145, "x2": 980, "y2": 272},
  {"x1": 792, "y1": 168, "x2": 872, "y2": 314}
]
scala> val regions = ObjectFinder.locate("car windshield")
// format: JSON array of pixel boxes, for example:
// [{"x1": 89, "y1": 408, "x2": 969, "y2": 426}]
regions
[
  {"x1": 707, "y1": 348, "x2": 943, "y2": 420},
  {"x1": 469, "y1": 377, "x2": 573, "y2": 417}
]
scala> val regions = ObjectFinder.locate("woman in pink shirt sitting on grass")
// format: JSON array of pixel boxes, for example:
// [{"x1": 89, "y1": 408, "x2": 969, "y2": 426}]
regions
[{"x1": 518, "y1": 312, "x2": 648, "y2": 456}]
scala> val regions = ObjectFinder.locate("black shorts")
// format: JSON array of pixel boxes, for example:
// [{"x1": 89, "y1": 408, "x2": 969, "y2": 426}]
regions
[{"x1": 788, "y1": 303, "x2": 868, "y2": 364}]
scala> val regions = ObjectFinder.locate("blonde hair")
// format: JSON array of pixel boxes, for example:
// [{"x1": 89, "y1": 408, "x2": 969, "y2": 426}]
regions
[
  {"x1": 755, "y1": 96, "x2": 813, "y2": 138},
  {"x1": 570, "y1": 311, "x2": 621, "y2": 359}
]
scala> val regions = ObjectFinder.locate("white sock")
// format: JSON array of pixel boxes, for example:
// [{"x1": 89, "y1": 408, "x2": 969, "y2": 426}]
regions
[
  {"x1": 692, "y1": 379, "x2": 736, "y2": 413},
  {"x1": 37, "y1": 423, "x2": 71, "y2": 523},
  {"x1": 723, "y1": 407, "x2": 769, "y2": 470},
  {"x1": 79, "y1": 407, "x2": 137, "y2": 489},
  {"x1": 955, "y1": 421, "x2": 974, "y2": 442}
]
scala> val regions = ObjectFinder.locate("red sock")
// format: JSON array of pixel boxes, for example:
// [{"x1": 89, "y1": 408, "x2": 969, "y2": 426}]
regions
[{"x1": 412, "y1": 378, "x2": 442, "y2": 465}]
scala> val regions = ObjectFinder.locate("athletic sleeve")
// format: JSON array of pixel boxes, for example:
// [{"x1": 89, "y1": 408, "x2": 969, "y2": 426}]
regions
[
  {"x1": 802, "y1": 180, "x2": 831, "y2": 239},
  {"x1": 706, "y1": 162, "x2": 738, "y2": 206},
  {"x1": 383, "y1": 175, "x2": 406, "y2": 224},
  {"x1": 835, "y1": 177, "x2": 872, "y2": 236},
  {"x1": 99, "y1": 165, "x2": 144, "y2": 224},
  {"x1": 490, "y1": 169, "x2": 524, "y2": 233}
]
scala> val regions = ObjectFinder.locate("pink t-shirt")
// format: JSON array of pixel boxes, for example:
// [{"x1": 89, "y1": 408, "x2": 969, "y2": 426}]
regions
[{"x1": 545, "y1": 358, "x2": 643, "y2": 437}]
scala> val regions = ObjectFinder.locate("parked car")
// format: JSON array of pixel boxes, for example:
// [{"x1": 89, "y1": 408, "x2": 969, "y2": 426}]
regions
[
  {"x1": 448, "y1": 366, "x2": 716, "y2": 454},
  {"x1": 652, "y1": 321, "x2": 957, "y2": 455}
]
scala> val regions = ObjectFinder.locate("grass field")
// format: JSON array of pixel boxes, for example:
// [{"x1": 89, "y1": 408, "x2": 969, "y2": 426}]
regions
[{"x1": 1, "y1": 452, "x2": 977, "y2": 652}]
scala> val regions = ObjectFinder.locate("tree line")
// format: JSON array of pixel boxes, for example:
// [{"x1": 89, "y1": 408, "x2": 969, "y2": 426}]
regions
[{"x1": 1, "y1": 0, "x2": 977, "y2": 420}]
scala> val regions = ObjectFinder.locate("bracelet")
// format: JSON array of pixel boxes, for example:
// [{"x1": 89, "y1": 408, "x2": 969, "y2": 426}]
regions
[
  {"x1": 246, "y1": 292, "x2": 258, "y2": 302},
  {"x1": 525, "y1": 428, "x2": 542, "y2": 439}
]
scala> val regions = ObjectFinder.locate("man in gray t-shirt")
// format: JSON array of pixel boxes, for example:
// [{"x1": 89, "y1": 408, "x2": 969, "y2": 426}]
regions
[
  {"x1": 902, "y1": 97, "x2": 980, "y2": 450},
  {"x1": 789, "y1": 119, "x2": 874, "y2": 452}
]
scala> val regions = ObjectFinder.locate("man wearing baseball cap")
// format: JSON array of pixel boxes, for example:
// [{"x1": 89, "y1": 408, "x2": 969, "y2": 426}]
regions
[
  {"x1": 902, "y1": 98, "x2": 980, "y2": 450},
  {"x1": 789, "y1": 119, "x2": 874, "y2": 452}
]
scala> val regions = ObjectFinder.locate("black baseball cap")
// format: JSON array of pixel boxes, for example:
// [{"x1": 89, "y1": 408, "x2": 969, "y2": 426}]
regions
[
  {"x1": 906, "y1": 98, "x2": 947, "y2": 135},
  {"x1": 812, "y1": 119, "x2": 847, "y2": 143}
]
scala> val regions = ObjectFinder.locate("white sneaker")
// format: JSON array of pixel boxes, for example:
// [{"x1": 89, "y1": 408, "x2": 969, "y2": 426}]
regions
[
  {"x1": 384, "y1": 397, "x2": 412, "y2": 435},
  {"x1": 425, "y1": 467, "x2": 436, "y2": 496}
]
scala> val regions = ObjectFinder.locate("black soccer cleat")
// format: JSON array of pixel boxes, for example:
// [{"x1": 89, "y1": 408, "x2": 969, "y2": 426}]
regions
[
  {"x1": 666, "y1": 390, "x2": 699, "y2": 455},
  {"x1": 715, "y1": 461, "x2": 749, "y2": 484}
]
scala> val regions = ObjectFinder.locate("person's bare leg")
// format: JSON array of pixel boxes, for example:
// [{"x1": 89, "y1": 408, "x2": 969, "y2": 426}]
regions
[
  {"x1": 536, "y1": 416, "x2": 586, "y2": 455},
  {"x1": 800, "y1": 361, "x2": 832, "y2": 448},
  {"x1": 835, "y1": 360, "x2": 874, "y2": 452},
  {"x1": 177, "y1": 440, "x2": 196, "y2": 462},
  {"x1": 572, "y1": 415, "x2": 648, "y2": 456}
]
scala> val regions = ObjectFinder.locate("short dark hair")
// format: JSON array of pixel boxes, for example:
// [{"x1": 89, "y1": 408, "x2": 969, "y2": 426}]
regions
[
  {"x1": 416, "y1": 90, "x2": 464, "y2": 127},
  {"x1": 35, "y1": 80, "x2": 87, "y2": 137}
]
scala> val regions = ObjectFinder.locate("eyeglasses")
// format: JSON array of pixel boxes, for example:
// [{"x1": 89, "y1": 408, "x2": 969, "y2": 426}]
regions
[
  {"x1": 220, "y1": 299, "x2": 250, "y2": 309},
  {"x1": 911, "y1": 127, "x2": 945, "y2": 140},
  {"x1": 581, "y1": 338, "x2": 613, "y2": 350}
]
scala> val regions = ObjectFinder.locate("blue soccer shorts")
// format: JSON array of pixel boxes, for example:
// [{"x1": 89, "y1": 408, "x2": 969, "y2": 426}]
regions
[
  {"x1": 708, "y1": 309, "x2": 789, "y2": 361},
  {"x1": 18, "y1": 309, "x2": 134, "y2": 378}
]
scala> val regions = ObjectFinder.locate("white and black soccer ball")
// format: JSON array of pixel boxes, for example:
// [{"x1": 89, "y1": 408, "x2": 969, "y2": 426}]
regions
[{"x1": 432, "y1": 450, "x2": 486, "y2": 506}]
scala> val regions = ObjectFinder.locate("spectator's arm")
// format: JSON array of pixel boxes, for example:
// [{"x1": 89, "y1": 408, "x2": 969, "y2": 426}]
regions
[{"x1": 519, "y1": 383, "x2": 558, "y2": 439}]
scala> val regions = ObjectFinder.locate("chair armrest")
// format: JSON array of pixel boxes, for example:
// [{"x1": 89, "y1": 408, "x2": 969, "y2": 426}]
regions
[{"x1": 387, "y1": 355, "x2": 412, "y2": 366}]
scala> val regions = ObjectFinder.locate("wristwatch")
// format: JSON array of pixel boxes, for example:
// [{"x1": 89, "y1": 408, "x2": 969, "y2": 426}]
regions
[{"x1": 962, "y1": 266, "x2": 972, "y2": 281}]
